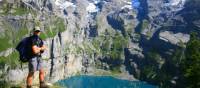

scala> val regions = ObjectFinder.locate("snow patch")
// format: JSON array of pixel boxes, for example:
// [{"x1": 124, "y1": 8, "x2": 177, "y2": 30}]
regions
[
  {"x1": 170, "y1": 0, "x2": 186, "y2": 6},
  {"x1": 164, "y1": 0, "x2": 186, "y2": 6},
  {"x1": 93, "y1": 0, "x2": 100, "y2": 4},
  {"x1": 55, "y1": 0, "x2": 76, "y2": 9},
  {"x1": 121, "y1": 5, "x2": 133, "y2": 10},
  {"x1": 122, "y1": 1, "x2": 132, "y2": 10},
  {"x1": 123, "y1": 1, "x2": 132, "y2": 5},
  {"x1": 86, "y1": 3, "x2": 99, "y2": 13}
]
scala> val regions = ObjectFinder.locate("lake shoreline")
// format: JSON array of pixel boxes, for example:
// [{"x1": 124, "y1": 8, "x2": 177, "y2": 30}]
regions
[
  {"x1": 56, "y1": 75, "x2": 157, "y2": 88},
  {"x1": 66, "y1": 69, "x2": 139, "y2": 81},
  {"x1": 85, "y1": 69, "x2": 137, "y2": 81}
]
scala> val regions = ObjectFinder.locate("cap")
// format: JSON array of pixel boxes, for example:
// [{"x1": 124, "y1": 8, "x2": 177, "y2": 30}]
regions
[{"x1": 34, "y1": 26, "x2": 41, "y2": 32}]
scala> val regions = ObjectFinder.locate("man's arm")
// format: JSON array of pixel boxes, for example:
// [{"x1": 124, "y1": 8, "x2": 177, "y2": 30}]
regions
[{"x1": 32, "y1": 45, "x2": 46, "y2": 54}]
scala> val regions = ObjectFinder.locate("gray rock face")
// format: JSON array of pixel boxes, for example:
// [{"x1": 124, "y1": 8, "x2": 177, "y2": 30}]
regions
[
  {"x1": 140, "y1": 0, "x2": 186, "y2": 38},
  {"x1": 147, "y1": 0, "x2": 185, "y2": 18},
  {"x1": 1, "y1": 0, "x2": 200, "y2": 87},
  {"x1": 6, "y1": 69, "x2": 28, "y2": 85},
  {"x1": 159, "y1": 31, "x2": 190, "y2": 46},
  {"x1": 107, "y1": 8, "x2": 135, "y2": 35}
]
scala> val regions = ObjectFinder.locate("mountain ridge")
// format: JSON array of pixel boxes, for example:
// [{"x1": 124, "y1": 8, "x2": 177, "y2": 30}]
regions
[{"x1": 0, "y1": 0, "x2": 200, "y2": 87}]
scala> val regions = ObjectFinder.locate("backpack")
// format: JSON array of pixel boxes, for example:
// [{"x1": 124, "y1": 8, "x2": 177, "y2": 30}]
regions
[{"x1": 16, "y1": 36, "x2": 32, "y2": 62}]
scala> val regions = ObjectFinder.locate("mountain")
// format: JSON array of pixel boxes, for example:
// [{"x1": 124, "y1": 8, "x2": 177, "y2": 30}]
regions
[{"x1": 0, "y1": 0, "x2": 200, "y2": 87}]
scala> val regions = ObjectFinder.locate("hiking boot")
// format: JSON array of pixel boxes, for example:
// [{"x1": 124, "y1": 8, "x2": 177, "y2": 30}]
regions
[
  {"x1": 40, "y1": 81, "x2": 50, "y2": 88},
  {"x1": 27, "y1": 85, "x2": 32, "y2": 88}
]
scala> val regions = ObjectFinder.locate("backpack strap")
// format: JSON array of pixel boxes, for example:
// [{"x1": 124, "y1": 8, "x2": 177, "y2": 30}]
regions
[{"x1": 21, "y1": 61, "x2": 23, "y2": 70}]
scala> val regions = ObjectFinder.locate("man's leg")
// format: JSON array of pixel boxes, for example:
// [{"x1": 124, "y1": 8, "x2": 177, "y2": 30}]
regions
[
  {"x1": 38, "y1": 58, "x2": 49, "y2": 88},
  {"x1": 39, "y1": 68, "x2": 45, "y2": 82},
  {"x1": 39, "y1": 68, "x2": 49, "y2": 88},
  {"x1": 27, "y1": 72, "x2": 34, "y2": 88},
  {"x1": 28, "y1": 57, "x2": 37, "y2": 88}
]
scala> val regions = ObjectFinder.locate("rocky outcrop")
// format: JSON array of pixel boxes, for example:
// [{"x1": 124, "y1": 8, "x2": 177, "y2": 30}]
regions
[
  {"x1": 0, "y1": 48, "x2": 14, "y2": 57},
  {"x1": 125, "y1": 0, "x2": 200, "y2": 87},
  {"x1": 159, "y1": 31, "x2": 190, "y2": 46}
]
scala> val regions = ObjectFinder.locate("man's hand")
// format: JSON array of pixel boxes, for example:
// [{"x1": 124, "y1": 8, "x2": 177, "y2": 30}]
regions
[
  {"x1": 40, "y1": 45, "x2": 46, "y2": 53},
  {"x1": 32, "y1": 45, "x2": 46, "y2": 54},
  {"x1": 40, "y1": 45, "x2": 46, "y2": 51},
  {"x1": 32, "y1": 45, "x2": 41, "y2": 54}
]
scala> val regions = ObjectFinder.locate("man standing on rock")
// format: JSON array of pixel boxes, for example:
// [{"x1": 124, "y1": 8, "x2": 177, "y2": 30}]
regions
[{"x1": 27, "y1": 26, "x2": 49, "y2": 88}]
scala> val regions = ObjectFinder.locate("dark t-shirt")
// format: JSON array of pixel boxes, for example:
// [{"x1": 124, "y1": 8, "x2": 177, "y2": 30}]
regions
[{"x1": 30, "y1": 35, "x2": 43, "y2": 57}]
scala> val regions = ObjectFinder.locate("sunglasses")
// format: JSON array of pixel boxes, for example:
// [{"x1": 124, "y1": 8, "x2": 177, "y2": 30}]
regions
[{"x1": 34, "y1": 30, "x2": 41, "y2": 32}]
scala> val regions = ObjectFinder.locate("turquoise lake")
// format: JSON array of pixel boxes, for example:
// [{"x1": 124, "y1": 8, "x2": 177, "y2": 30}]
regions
[{"x1": 56, "y1": 75, "x2": 157, "y2": 88}]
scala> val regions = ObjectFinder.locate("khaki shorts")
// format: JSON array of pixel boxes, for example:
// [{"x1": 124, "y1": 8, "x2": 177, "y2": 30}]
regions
[{"x1": 28, "y1": 56, "x2": 43, "y2": 72}]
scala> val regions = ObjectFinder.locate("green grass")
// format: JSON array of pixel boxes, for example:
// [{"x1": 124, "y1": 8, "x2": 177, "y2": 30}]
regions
[
  {"x1": 146, "y1": 30, "x2": 152, "y2": 38},
  {"x1": 142, "y1": 66, "x2": 157, "y2": 79},
  {"x1": 51, "y1": 85, "x2": 64, "y2": 88},
  {"x1": 0, "y1": 20, "x2": 29, "y2": 68},
  {"x1": 14, "y1": 23, "x2": 29, "y2": 45},
  {"x1": 92, "y1": 38, "x2": 101, "y2": 51},
  {"x1": 56, "y1": 18, "x2": 66, "y2": 32},
  {"x1": 92, "y1": 31, "x2": 128, "y2": 60},
  {"x1": 40, "y1": 27, "x2": 57, "y2": 39},
  {"x1": 141, "y1": 19, "x2": 149, "y2": 33},
  {"x1": 40, "y1": 17, "x2": 66, "y2": 40},
  {"x1": 101, "y1": 39, "x2": 111, "y2": 54},
  {"x1": 124, "y1": 23, "x2": 134, "y2": 36},
  {"x1": 0, "y1": 81, "x2": 10, "y2": 88},
  {"x1": 0, "y1": 20, "x2": 29, "y2": 52},
  {"x1": 13, "y1": 7, "x2": 30, "y2": 16},
  {"x1": 0, "y1": 21, "x2": 13, "y2": 51},
  {"x1": 0, "y1": 51, "x2": 20, "y2": 69},
  {"x1": 0, "y1": 3, "x2": 35, "y2": 16},
  {"x1": 110, "y1": 66, "x2": 121, "y2": 75},
  {"x1": 75, "y1": 46, "x2": 83, "y2": 54},
  {"x1": 83, "y1": 43, "x2": 93, "y2": 54},
  {"x1": 108, "y1": 33, "x2": 128, "y2": 60},
  {"x1": 0, "y1": 37, "x2": 12, "y2": 52}
]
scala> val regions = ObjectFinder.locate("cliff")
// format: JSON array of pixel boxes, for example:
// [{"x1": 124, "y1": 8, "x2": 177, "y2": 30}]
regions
[{"x1": 0, "y1": 0, "x2": 200, "y2": 87}]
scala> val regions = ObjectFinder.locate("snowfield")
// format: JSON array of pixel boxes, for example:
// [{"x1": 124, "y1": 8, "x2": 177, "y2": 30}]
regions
[
  {"x1": 164, "y1": 0, "x2": 186, "y2": 6},
  {"x1": 121, "y1": 1, "x2": 132, "y2": 10},
  {"x1": 121, "y1": 5, "x2": 133, "y2": 10},
  {"x1": 55, "y1": 0, "x2": 76, "y2": 9},
  {"x1": 170, "y1": 0, "x2": 186, "y2": 6},
  {"x1": 86, "y1": 3, "x2": 99, "y2": 13}
]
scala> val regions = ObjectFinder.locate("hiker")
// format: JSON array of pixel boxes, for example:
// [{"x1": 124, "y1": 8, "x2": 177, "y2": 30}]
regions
[{"x1": 26, "y1": 27, "x2": 48, "y2": 88}]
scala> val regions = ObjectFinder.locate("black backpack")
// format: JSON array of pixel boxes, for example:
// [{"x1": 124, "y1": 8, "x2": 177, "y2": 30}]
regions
[{"x1": 16, "y1": 36, "x2": 32, "y2": 62}]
